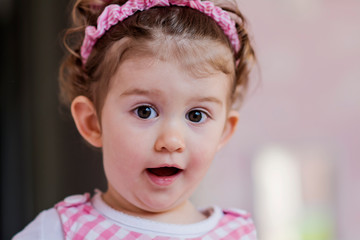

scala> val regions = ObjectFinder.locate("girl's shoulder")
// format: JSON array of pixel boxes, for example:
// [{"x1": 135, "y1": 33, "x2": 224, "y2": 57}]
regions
[
  {"x1": 223, "y1": 207, "x2": 254, "y2": 221},
  {"x1": 12, "y1": 207, "x2": 63, "y2": 240},
  {"x1": 12, "y1": 193, "x2": 90, "y2": 240},
  {"x1": 206, "y1": 207, "x2": 256, "y2": 239}
]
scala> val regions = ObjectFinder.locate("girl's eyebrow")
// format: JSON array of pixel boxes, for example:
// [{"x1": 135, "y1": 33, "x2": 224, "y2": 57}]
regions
[
  {"x1": 121, "y1": 88, "x2": 223, "y2": 106},
  {"x1": 121, "y1": 88, "x2": 161, "y2": 97},
  {"x1": 194, "y1": 97, "x2": 223, "y2": 106}
]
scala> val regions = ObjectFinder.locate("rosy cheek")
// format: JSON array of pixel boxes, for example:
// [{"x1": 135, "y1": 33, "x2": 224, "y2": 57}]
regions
[{"x1": 189, "y1": 147, "x2": 214, "y2": 167}]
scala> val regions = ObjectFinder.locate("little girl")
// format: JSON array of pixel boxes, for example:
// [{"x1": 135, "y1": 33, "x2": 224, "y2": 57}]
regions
[{"x1": 14, "y1": 0, "x2": 256, "y2": 239}]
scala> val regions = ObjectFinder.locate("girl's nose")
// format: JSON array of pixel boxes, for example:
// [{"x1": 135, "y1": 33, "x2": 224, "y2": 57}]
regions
[{"x1": 154, "y1": 126, "x2": 185, "y2": 153}]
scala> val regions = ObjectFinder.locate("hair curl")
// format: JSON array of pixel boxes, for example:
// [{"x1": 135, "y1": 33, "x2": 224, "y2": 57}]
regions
[{"x1": 59, "y1": 0, "x2": 255, "y2": 112}]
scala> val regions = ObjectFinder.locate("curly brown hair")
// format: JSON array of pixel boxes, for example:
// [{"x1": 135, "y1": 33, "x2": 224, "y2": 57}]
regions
[{"x1": 59, "y1": 0, "x2": 255, "y2": 113}]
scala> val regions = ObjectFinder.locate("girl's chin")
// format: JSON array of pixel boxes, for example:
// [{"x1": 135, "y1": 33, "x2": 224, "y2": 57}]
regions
[
  {"x1": 137, "y1": 192, "x2": 193, "y2": 215},
  {"x1": 104, "y1": 189, "x2": 197, "y2": 223},
  {"x1": 138, "y1": 197, "x2": 182, "y2": 213}
]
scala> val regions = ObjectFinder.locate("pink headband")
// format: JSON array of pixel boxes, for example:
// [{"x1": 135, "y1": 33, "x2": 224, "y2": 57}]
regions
[{"x1": 80, "y1": 0, "x2": 240, "y2": 65}]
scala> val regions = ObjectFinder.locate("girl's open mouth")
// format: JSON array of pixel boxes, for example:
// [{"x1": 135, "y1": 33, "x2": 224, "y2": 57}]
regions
[
  {"x1": 146, "y1": 167, "x2": 183, "y2": 186},
  {"x1": 147, "y1": 167, "x2": 182, "y2": 176}
]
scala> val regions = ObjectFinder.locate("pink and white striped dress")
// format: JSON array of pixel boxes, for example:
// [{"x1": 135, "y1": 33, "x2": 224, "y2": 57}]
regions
[{"x1": 54, "y1": 192, "x2": 257, "y2": 240}]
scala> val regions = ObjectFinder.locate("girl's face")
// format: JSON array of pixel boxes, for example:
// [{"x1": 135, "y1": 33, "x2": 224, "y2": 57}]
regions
[{"x1": 100, "y1": 56, "x2": 238, "y2": 217}]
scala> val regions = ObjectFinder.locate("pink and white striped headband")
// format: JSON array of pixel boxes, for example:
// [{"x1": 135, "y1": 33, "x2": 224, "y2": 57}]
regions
[{"x1": 81, "y1": 0, "x2": 240, "y2": 65}]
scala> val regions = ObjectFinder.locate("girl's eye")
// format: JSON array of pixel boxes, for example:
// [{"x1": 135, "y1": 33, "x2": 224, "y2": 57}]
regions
[
  {"x1": 134, "y1": 105, "x2": 158, "y2": 119},
  {"x1": 186, "y1": 110, "x2": 208, "y2": 123}
]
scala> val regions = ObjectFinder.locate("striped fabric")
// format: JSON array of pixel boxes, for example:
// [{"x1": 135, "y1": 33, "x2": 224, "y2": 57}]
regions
[
  {"x1": 81, "y1": 0, "x2": 240, "y2": 65},
  {"x1": 55, "y1": 193, "x2": 257, "y2": 239}
]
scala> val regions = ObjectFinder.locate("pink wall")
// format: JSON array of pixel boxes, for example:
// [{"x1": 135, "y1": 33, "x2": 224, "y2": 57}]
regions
[{"x1": 192, "y1": 1, "x2": 360, "y2": 239}]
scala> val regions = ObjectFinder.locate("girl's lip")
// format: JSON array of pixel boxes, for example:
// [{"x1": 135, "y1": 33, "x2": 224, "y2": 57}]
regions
[
  {"x1": 145, "y1": 167, "x2": 183, "y2": 187},
  {"x1": 149, "y1": 164, "x2": 183, "y2": 169}
]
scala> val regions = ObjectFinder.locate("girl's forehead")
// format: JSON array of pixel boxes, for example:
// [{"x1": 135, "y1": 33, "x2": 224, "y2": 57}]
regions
[
  {"x1": 120, "y1": 37, "x2": 235, "y2": 80},
  {"x1": 102, "y1": 37, "x2": 236, "y2": 108},
  {"x1": 117, "y1": 55, "x2": 228, "y2": 81},
  {"x1": 108, "y1": 52, "x2": 234, "y2": 108},
  {"x1": 110, "y1": 56, "x2": 231, "y2": 106}
]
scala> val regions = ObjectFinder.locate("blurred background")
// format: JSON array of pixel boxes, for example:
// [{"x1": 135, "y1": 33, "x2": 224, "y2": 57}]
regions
[{"x1": 1, "y1": 0, "x2": 359, "y2": 239}]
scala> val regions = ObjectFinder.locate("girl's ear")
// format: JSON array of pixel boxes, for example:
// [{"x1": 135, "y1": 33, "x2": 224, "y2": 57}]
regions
[
  {"x1": 217, "y1": 110, "x2": 239, "y2": 151},
  {"x1": 71, "y1": 96, "x2": 102, "y2": 147}
]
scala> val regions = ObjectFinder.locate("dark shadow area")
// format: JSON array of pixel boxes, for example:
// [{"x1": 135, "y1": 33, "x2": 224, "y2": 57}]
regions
[{"x1": 0, "y1": 0, "x2": 106, "y2": 238}]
